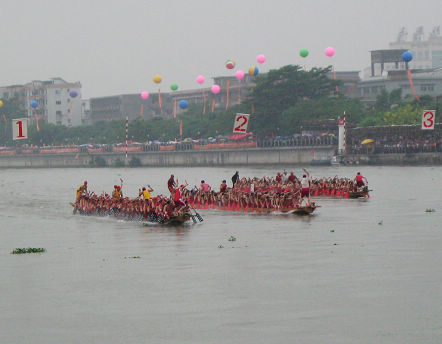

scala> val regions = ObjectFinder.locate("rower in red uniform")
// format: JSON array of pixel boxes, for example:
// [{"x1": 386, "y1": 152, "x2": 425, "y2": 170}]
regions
[
  {"x1": 354, "y1": 172, "x2": 368, "y2": 189},
  {"x1": 219, "y1": 180, "x2": 228, "y2": 193},
  {"x1": 167, "y1": 174, "x2": 176, "y2": 195}
]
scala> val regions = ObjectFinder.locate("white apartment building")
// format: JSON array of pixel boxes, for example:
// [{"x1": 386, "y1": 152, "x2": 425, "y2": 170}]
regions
[
  {"x1": 0, "y1": 77, "x2": 84, "y2": 127},
  {"x1": 389, "y1": 26, "x2": 442, "y2": 69}
]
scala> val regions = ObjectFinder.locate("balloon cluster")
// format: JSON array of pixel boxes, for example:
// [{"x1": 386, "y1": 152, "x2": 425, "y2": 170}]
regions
[{"x1": 140, "y1": 47, "x2": 336, "y2": 110}]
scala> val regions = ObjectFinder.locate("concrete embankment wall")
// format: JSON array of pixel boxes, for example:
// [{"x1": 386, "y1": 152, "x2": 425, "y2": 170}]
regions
[
  {"x1": 0, "y1": 146, "x2": 334, "y2": 168},
  {"x1": 359, "y1": 152, "x2": 441, "y2": 165}
]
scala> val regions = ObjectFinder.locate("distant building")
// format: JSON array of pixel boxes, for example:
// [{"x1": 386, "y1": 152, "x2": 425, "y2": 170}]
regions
[
  {"x1": 89, "y1": 93, "x2": 173, "y2": 123},
  {"x1": 358, "y1": 68, "x2": 442, "y2": 104},
  {"x1": 389, "y1": 26, "x2": 442, "y2": 69},
  {"x1": 326, "y1": 71, "x2": 361, "y2": 97},
  {"x1": 0, "y1": 77, "x2": 84, "y2": 126}
]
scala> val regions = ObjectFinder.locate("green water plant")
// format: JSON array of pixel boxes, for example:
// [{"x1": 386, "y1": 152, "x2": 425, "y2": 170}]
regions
[
  {"x1": 11, "y1": 247, "x2": 46, "y2": 254},
  {"x1": 228, "y1": 236, "x2": 236, "y2": 242},
  {"x1": 425, "y1": 208, "x2": 435, "y2": 213}
]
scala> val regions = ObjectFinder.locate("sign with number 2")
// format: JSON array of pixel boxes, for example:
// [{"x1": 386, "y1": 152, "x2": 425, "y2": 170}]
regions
[
  {"x1": 233, "y1": 113, "x2": 250, "y2": 133},
  {"x1": 421, "y1": 110, "x2": 435, "y2": 130},
  {"x1": 12, "y1": 118, "x2": 28, "y2": 140}
]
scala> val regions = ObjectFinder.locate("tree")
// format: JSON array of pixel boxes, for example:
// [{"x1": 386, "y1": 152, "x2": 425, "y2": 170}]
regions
[{"x1": 245, "y1": 65, "x2": 341, "y2": 134}]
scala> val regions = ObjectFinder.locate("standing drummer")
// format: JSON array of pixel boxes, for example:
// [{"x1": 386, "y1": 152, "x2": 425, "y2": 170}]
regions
[
  {"x1": 300, "y1": 168, "x2": 312, "y2": 206},
  {"x1": 354, "y1": 172, "x2": 368, "y2": 189}
]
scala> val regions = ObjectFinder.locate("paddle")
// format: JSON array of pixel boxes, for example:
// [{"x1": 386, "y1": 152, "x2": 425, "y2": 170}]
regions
[{"x1": 189, "y1": 204, "x2": 204, "y2": 222}]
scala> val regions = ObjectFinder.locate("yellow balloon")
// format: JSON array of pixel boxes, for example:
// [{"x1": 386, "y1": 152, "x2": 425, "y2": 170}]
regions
[
  {"x1": 0, "y1": 100, "x2": 3, "y2": 108},
  {"x1": 153, "y1": 75, "x2": 162, "y2": 84}
]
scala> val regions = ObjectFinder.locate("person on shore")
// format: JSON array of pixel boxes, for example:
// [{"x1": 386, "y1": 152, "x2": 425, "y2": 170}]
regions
[
  {"x1": 167, "y1": 174, "x2": 176, "y2": 195},
  {"x1": 139, "y1": 185, "x2": 154, "y2": 201},
  {"x1": 300, "y1": 168, "x2": 312, "y2": 206},
  {"x1": 232, "y1": 171, "x2": 239, "y2": 188},
  {"x1": 354, "y1": 172, "x2": 368, "y2": 189},
  {"x1": 200, "y1": 180, "x2": 211, "y2": 192},
  {"x1": 76, "y1": 181, "x2": 88, "y2": 200},
  {"x1": 220, "y1": 180, "x2": 228, "y2": 193}
]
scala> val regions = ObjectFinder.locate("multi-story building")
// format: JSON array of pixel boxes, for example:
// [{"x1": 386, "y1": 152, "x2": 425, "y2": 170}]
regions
[
  {"x1": 358, "y1": 68, "x2": 442, "y2": 104},
  {"x1": 89, "y1": 93, "x2": 174, "y2": 123},
  {"x1": 0, "y1": 77, "x2": 83, "y2": 126},
  {"x1": 389, "y1": 26, "x2": 442, "y2": 69}
]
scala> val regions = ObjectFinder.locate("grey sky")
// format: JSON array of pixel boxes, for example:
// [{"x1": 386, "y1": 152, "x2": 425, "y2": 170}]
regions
[{"x1": 1, "y1": 0, "x2": 441, "y2": 98}]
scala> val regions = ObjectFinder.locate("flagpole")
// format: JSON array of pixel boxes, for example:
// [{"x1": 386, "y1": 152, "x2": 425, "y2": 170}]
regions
[{"x1": 125, "y1": 116, "x2": 128, "y2": 164}]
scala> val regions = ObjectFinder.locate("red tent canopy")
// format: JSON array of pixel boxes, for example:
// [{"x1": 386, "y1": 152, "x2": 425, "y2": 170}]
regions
[{"x1": 228, "y1": 132, "x2": 253, "y2": 141}]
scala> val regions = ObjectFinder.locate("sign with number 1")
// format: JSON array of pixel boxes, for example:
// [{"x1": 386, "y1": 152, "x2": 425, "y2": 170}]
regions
[
  {"x1": 12, "y1": 118, "x2": 28, "y2": 140},
  {"x1": 421, "y1": 110, "x2": 435, "y2": 130},
  {"x1": 233, "y1": 113, "x2": 250, "y2": 133}
]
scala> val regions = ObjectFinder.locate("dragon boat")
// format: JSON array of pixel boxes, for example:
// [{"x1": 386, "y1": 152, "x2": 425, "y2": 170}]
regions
[{"x1": 70, "y1": 201, "x2": 202, "y2": 225}]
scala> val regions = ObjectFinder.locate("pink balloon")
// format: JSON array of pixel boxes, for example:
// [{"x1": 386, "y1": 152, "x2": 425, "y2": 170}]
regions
[
  {"x1": 236, "y1": 70, "x2": 245, "y2": 80},
  {"x1": 211, "y1": 84, "x2": 221, "y2": 94},
  {"x1": 325, "y1": 47, "x2": 335, "y2": 57},
  {"x1": 196, "y1": 75, "x2": 205, "y2": 84},
  {"x1": 141, "y1": 91, "x2": 149, "y2": 99},
  {"x1": 257, "y1": 54, "x2": 266, "y2": 64}
]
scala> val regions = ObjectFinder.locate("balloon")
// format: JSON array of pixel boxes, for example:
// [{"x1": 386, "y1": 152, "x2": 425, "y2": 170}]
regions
[
  {"x1": 211, "y1": 84, "x2": 221, "y2": 94},
  {"x1": 225, "y1": 59, "x2": 235, "y2": 69},
  {"x1": 170, "y1": 83, "x2": 178, "y2": 91},
  {"x1": 248, "y1": 66, "x2": 259, "y2": 76},
  {"x1": 401, "y1": 51, "x2": 413, "y2": 62},
  {"x1": 257, "y1": 54, "x2": 266, "y2": 64},
  {"x1": 196, "y1": 75, "x2": 205, "y2": 84},
  {"x1": 236, "y1": 70, "x2": 245, "y2": 80},
  {"x1": 325, "y1": 47, "x2": 335, "y2": 57},
  {"x1": 141, "y1": 91, "x2": 149, "y2": 99},
  {"x1": 69, "y1": 90, "x2": 78, "y2": 98},
  {"x1": 153, "y1": 75, "x2": 162, "y2": 84},
  {"x1": 179, "y1": 100, "x2": 188, "y2": 109},
  {"x1": 300, "y1": 49, "x2": 309, "y2": 58},
  {"x1": 30, "y1": 100, "x2": 38, "y2": 108},
  {"x1": 0, "y1": 100, "x2": 3, "y2": 108}
]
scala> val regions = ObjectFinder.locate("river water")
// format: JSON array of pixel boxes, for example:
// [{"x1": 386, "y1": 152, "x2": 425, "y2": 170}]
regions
[{"x1": 1, "y1": 166, "x2": 441, "y2": 344}]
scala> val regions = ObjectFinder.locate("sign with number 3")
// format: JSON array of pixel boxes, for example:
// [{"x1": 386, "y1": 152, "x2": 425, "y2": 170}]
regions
[
  {"x1": 12, "y1": 118, "x2": 28, "y2": 140},
  {"x1": 233, "y1": 113, "x2": 250, "y2": 133},
  {"x1": 421, "y1": 110, "x2": 435, "y2": 130}
]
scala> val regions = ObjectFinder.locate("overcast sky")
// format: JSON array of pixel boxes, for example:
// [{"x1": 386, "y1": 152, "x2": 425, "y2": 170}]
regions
[{"x1": 1, "y1": 0, "x2": 441, "y2": 98}]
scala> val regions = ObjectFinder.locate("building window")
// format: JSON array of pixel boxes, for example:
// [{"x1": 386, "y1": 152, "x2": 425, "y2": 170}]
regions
[
  {"x1": 55, "y1": 90, "x2": 61, "y2": 94},
  {"x1": 56, "y1": 100, "x2": 61, "y2": 105},
  {"x1": 56, "y1": 111, "x2": 62, "y2": 115}
]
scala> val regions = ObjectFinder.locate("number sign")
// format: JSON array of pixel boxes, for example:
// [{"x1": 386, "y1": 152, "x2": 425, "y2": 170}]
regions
[
  {"x1": 233, "y1": 113, "x2": 250, "y2": 133},
  {"x1": 422, "y1": 110, "x2": 435, "y2": 130},
  {"x1": 12, "y1": 118, "x2": 28, "y2": 140}
]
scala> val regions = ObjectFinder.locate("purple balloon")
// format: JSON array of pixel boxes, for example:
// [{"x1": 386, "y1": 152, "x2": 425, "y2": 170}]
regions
[{"x1": 69, "y1": 90, "x2": 78, "y2": 98}]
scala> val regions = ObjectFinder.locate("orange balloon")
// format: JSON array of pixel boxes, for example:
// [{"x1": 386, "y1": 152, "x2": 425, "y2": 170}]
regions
[{"x1": 153, "y1": 75, "x2": 162, "y2": 84}]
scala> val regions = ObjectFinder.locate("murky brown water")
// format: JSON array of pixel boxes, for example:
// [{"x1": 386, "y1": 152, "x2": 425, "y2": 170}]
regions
[{"x1": 1, "y1": 166, "x2": 441, "y2": 343}]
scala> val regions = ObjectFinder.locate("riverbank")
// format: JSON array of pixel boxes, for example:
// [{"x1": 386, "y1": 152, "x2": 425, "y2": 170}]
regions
[{"x1": 0, "y1": 146, "x2": 440, "y2": 168}]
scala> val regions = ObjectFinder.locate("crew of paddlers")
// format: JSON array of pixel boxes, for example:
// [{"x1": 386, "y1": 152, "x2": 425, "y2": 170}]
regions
[{"x1": 74, "y1": 170, "x2": 368, "y2": 222}]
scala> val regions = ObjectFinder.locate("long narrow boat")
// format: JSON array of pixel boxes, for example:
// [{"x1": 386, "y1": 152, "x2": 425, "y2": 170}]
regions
[{"x1": 71, "y1": 202, "x2": 197, "y2": 225}]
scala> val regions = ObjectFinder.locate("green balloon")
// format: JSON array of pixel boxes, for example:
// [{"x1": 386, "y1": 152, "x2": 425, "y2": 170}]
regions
[
  {"x1": 170, "y1": 83, "x2": 178, "y2": 91},
  {"x1": 300, "y1": 49, "x2": 309, "y2": 58}
]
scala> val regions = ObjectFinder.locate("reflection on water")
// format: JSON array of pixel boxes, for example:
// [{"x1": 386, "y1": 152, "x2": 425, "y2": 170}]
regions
[{"x1": 1, "y1": 166, "x2": 441, "y2": 344}]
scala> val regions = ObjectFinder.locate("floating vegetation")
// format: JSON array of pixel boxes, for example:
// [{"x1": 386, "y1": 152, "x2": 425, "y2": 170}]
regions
[
  {"x1": 11, "y1": 247, "x2": 46, "y2": 254},
  {"x1": 124, "y1": 256, "x2": 141, "y2": 259},
  {"x1": 228, "y1": 236, "x2": 236, "y2": 242},
  {"x1": 218, "y1": 245, "x2": 224, "y2": 248},
  {"x1": 330, "y1": 229, "x2": 335, "y2": 232},
  {"x1": 378, "y1": 220, "x2": 383, "y2": 225},
  {"x1": 425, "y1": 208, "x2": 436, "y2": 213}
]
